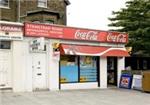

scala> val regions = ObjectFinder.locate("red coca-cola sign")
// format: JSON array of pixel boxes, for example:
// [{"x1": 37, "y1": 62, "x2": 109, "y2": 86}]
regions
[
  {"x1": 74, "y1": 30, "x2": 98, "y2": 41},
  {"x1": 107, "y1": 32, "x2": 128, "y2": 43},
  {"x1": 24, "y1": 22, "x2": 128, "y2": 43}
]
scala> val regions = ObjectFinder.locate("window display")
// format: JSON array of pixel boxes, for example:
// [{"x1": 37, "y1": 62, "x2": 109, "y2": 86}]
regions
[
  {"x1": 60, "y1": 55, "x2": 78, "y2": 83},
  {"x1": 60, "y1": 55, "x2": 98, "y2": 83},
  {"x1": 80, "y1": 56, "x2": 97, "y2": 82}
]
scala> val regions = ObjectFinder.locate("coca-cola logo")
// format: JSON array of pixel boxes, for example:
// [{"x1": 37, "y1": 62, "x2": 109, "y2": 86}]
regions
[
  {"x1": 107, "y1": 33, "x2": 127, "y2": 43},
  {"x1": 75, "y1": 30, "x2": 98, "y2": 41}
]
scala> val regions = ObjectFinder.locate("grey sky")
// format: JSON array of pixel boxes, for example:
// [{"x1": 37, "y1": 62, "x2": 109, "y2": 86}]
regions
[{"x1": 67, "y1": 0, "x2": 127, "y2": 30}]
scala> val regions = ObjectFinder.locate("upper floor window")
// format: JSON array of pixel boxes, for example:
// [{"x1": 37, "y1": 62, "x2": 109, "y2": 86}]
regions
[
  {"x1": 38, "y1": 0, "x2": 47, "y2": 8},
  {"x1": 0, "y1": 0, "x2": 9, "y2": 8}
]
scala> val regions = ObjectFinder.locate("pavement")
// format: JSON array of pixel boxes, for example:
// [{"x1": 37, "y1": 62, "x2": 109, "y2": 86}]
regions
[{"x1": 0, "y1": 88, "x2": 150, "y2": 105}]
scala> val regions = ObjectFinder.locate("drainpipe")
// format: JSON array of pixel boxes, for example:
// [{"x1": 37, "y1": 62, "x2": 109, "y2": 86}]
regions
[{"x1": 18, "y1": 0, "x2": 20, "y2": 22}]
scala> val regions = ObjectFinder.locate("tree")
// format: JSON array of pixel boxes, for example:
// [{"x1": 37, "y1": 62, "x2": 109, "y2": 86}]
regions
[{"x1": 108, "y1": 0, "x2": 150, "y2": 56}]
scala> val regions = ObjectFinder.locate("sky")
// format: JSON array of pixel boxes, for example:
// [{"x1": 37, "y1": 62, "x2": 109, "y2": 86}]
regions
[{"x1": 67, "y1": 0, "x2": 127, "y2": 31}]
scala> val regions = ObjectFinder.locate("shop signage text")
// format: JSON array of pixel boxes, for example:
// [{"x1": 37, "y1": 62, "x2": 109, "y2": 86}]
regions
[
  {"x1": 30, "y1": 37, "x2": 45, "y2": 51},
  {"x1": 0, "y1": 35, "x2": 23, "y2": 40},
  {"x1": 24, "y1": 23, "x2": 128, "y2": 43},
  {"x1": 0, "y1": 25, "x2": 22, "y2": 32},
  {"x1": 0, "y1": 24, "x2": 23, "y2": 40}
]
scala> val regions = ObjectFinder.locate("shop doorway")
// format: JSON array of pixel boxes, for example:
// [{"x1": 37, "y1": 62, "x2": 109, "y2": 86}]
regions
[
  {"x1": 0, "y1": 41, "x2": 12, "y2": 89},
  {"x1": 107, "y1": 57, "x2": 118, "y2": 86},
  {"x1": 32, "y1": 53, "x2": 47, "y2": 91}
]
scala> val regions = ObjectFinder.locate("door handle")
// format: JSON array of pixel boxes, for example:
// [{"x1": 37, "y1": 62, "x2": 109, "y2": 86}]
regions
[
  {"x1": 37, "y1": 73, "x2": 42, "y2": 75},
  {"x1": 37, "y1": 67, "x2": 41, "y2": 69}
]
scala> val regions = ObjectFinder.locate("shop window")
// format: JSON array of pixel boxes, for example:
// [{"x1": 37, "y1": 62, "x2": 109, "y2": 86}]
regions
[
  {"x1": 0, "y1": 41, "x2": 11, "y2": 49},
  {"x1": 60, "y1": 55, "x2": 78, "y2": 83},
  {"x1": 0, "y1": 0, "x2": 9, "y2": 8},
  {"x1": 38, "y1": 0, "x2": 47, "y2": 8},
  {"x1": 60, "y1": 55, "x2": 98, "y2": 83},
  {"x1": 80, "y1": 56, "x2": 97, "y2": 82}
]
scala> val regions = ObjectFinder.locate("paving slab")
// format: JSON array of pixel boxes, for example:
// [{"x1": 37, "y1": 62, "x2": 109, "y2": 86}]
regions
[{"x1": 0, "y1": 88, "x2": 150, "y2": 105}]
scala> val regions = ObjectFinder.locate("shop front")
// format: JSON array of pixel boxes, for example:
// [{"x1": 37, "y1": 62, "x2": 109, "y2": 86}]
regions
[
  {"x1": 0, "y1": 21, "x2": 23, "y2": 91},
  {"x1": 24, "y1": 22, "x2": 129, "y2": 90}
]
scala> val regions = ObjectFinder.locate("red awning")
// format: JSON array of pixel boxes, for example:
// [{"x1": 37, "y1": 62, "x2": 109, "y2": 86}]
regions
[
  {"x1": 60, "y1": 44, "x2": 130, "y2": 57},
  {"x1": 101, "y1": 49, "x2": 130, "y2": 57}
]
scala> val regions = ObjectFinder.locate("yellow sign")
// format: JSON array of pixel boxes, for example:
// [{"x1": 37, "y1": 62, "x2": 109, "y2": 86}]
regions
[
  {"x1": 126, "y1": 47, "x2": 132, "y2": 54},
  {"x1": 52, "y1": 43, "x2": 60, "y2": 49}
]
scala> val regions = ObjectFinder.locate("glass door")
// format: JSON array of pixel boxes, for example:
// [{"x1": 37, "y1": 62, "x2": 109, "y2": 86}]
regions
[{"x1": 107, "y1": 57, "x2": 117, "y2": 86}]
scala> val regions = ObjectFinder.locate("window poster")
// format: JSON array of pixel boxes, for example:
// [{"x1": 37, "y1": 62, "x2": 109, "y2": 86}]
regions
[
  {"x1": 60, "y1": 56, "x2": 78, "y2": 83},
  {"x1": 60, "y1": 66, "x2": 78, "y2": 83},
  {"x1": 80, "y1": 56, "x2": 97, "y2": 82}
]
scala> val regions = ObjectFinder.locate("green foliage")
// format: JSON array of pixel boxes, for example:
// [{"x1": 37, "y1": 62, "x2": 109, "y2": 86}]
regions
[{"x1": 108, "y1": 0, "x2": 150, "y2": 56}]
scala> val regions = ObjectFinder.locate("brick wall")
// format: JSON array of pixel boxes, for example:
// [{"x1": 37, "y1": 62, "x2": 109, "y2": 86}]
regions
[
  {"x1": 0, "y1": 0, "x2": 17, "y2": 21},
  {"x1": 0, "y1": 0, "x2": 68, "y2": 25}
]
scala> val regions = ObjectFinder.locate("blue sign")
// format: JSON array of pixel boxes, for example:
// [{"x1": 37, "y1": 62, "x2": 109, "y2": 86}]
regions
[
  {"x1": 119, "y1": 74, "x2": 133, "y2": 89},
  {"x1": 60, "y1": 66, "x2": 78, "y2": 83}
]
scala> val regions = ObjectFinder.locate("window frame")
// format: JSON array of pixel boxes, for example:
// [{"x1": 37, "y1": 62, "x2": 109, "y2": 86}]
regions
[
  {"x1": 0, "y1": 0, "x2": 9, "y2": 8},
  {"x1": 37, "y1": 0, "x2": 47, "y2": 8},
  {"x1": 0, "y1": 41, "x2": 11, "y2": 50}
]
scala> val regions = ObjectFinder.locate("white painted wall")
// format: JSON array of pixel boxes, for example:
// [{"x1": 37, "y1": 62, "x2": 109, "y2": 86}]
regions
[
  {"x1": 100, "y1": 57, "x2": 107, "y2": 88},
  {"x1": 61, "y1": 83, "x2": 98, "y2": 90},
  {"x1": 23, "y1": 39, "x2": 33, "y2": 92},
  {"x1": 12, "y1": 41, "x2": 25, "y2": 92},
  {"x1": 117, "y1": 57, "x2": 125, "y2": 87},
  {"x1": 12, "y1": 39, "x2": 34, "y2": 92},
  {"x1": 48, "y1": 40, "x2": 59, "y2": 90},
  {"x1": 0, "y1": 49, "x2": 12, "y2": 88}
]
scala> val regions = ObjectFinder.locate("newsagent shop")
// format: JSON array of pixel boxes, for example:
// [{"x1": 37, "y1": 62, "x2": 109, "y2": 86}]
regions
[
  {"x1": 23, "y1": 22, "x2": 129, "y2": 91},
  {"x1": 0, "y1": 21, "x2": 129, "y2": 92}
]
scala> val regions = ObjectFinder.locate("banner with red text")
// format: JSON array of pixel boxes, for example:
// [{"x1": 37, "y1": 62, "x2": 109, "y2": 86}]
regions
[{"x1": 24, "y1": 22, "x2": 128, "y2": 43}]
